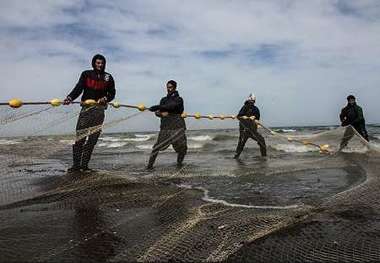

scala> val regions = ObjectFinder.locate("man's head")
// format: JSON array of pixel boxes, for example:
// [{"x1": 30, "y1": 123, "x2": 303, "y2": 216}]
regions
[
  {"x1": 166, "y1": 80, "x2": 177, "y2": 94},
  {"x1": 91, "y1": 54, "x2": 106, "y2": 72},
  {"x1": 347, "y1": 95, "x2": 356, "y2": 105},
  {"x1": 247, "y1": 93, "x2": 256, "y2": 103}
]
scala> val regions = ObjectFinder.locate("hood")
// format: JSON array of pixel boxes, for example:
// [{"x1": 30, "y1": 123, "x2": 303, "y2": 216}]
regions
[
  {"x1": 244, "y1": 100, "x2": 255, "y2": 107},
  {"x1": 91, "y1": 54, "x2": 106, "y2": 72}
]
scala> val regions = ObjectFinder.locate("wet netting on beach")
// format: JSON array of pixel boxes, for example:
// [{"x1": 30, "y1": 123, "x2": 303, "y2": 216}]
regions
[{"x1": 1, "y1": 101, "x2": 380, "y2": 262}]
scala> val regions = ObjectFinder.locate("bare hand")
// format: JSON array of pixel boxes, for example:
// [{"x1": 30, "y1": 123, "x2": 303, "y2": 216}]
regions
[
  {"x1": 161, "y1": 112, "x2": 169, "y2": 117},
  {"x1": 97, "y1": 97, "x2": 107, "y2": 105},
  {"x1": 63, "y1": 97, "x2": 72, "y2": 105}
]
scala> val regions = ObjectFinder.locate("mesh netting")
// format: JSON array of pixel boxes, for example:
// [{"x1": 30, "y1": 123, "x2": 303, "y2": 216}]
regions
[{"x1": 0, "y1": 104, "x2": 379, "y2": 262}]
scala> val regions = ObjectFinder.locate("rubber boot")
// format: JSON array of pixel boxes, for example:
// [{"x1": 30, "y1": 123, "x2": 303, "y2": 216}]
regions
[
  {"x1": 177, "y1": 151, "x2": 186, "y2": 167},
  {"x1": 260, "y1": 145, "x2": 267, "y2": 157},
  {"x1": 69, "y1": 144, "x2": 82, "y2": 172},
  {"x1": 81, "y1": 142, "x2": 96, "y2": 171},
  {"x1": 147, "y1": 152, "x2": 158, "y2": 170}
]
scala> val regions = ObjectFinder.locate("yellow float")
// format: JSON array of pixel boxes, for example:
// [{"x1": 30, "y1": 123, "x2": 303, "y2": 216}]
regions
[{"x1": 9, "y1": 98, "x2": 23, "y2": 108}]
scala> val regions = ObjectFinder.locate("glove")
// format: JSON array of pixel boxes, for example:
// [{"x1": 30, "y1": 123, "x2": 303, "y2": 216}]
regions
[{"x1": 63, "y1": 97, "x2": 72, "y2": 105}]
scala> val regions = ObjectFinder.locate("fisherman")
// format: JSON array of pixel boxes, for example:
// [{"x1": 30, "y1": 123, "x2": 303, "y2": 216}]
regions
[
  {"x1": 147, "y1": 80, "x2": 187, "y2": 170},
  {"x1": 339, "y1": 95, "x2": 369, "y2": 150},
  {"x1": 234, "y1": 93, "x2": 267, "y2": 159},
  {"x1": 63, "y1": 54, "x2": 116, "y2": 172}
]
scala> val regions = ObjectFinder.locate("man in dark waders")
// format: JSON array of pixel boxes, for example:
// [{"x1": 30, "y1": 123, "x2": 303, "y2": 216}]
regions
[
  {"x1": 63, "y1": 54, "x2": 116, "y2": 172},
  {"x1": 147, "y1": 80, "x2": 187, "y2": 170},
  {"x1": 339, "y1": 95, "x2": 369, "y2": 150},
  {"x1": 234, "y1": 94, "x2": 267, "y2": 159}
]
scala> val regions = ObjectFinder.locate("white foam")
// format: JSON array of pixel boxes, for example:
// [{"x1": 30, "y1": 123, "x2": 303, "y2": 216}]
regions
[
  {"x1": 188, "y1": 143, "x2": 203, "y2": 149},
  {"x1": 102, "y1": 134, "x2": 153, "y2": 143},
  {"x1": 281, "y1": 129, "x2": 297, "y2": 133},
  {"x1": 177, "y1": 184, "x2": 300, "y2": 210},
  {"x1": 135, "y1": 134, "x2": 155, "y2": 138},
  {"x1": 123, "y1": 137, "x2": 151, "y2": 142},
  {"x1": 273, "y1": 144, "x2": 318, "y2": 153},
  {"x1": 136, "y1": 144, "x2": 153, "y2": 150},
  {"x1": 136, "y1": 143, "x2": 203, "y2": 150},
  {"x1": 59, "y1": 139, "x2": 74, "y2": 145},
  {"x1": 0, "y1": 139, "x2": 19, "y2": 145},
  {"x1": 188, "y1": 135, "x2": 213, "y2": 141},
  {"x1": 101, "y1": 136, "x2": 120, "y2": 142},
  {"x1": 99, "y1": 142, "x2": 128, "y2": 148}
]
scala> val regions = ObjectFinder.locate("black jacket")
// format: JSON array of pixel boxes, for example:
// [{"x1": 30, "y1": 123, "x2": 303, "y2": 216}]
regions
[
  {"x1": 67, "y1": 55, "x2": 116, "y2": 102},
  {"x1": 237, "y1": 100, "x2": 260, "y2": 131},
  {"x1": 340, "y1": 103, "x2": 365, "y2": 129},
  {"x1": 150, "y1": 91, "x2": 186, "y2": 130}
]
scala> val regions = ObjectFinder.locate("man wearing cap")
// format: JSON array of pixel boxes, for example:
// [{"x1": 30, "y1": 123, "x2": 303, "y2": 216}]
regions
[
  {"x1": 146, "y1": 80, "x2": 187, "y2": 170},
  {"x1": 339, "y1": 95, "x2": 369, "y2": 150},
  {"x1": 234, "y1": 94, "x2": 267, "y2": 159},
  {"x1": 63, "y1": 54, "x2": 116, "y2": 172}
]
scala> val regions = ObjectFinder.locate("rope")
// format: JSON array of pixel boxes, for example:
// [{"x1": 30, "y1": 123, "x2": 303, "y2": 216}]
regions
[{"x1": 0, "y1": 98, "x2": 351, "y2": 154}]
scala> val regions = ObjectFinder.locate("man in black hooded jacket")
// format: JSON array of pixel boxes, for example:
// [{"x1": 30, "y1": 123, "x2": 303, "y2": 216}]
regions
[
  {"x1": 339, "y1": 95, "x2": 369, "y2": 150},
  {"x1": 63, "y1": 54, "x2": 116, "y2": 172},
  {"x1": 147, "y1": 80, "x2": 187, "y2": 170},
  {"x1": 234, "y1": 94, "x2": 267, "y2": 159}
]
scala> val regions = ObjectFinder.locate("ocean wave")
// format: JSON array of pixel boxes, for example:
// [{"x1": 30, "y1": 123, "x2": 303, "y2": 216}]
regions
[
  {"x1": 59, "y1": 139, "x2": 74, "y2": 145},
  {"x1": 136, "y1": 145, "x2": 153, "y2": 150},
  {"x1": 135, "y1": 134, "x2": 155, "y2": 138},
  {"x1": 98, "y1": 142, "x2": 128, "y2": 148},
  {"x1": 275, "y1": 129, "x2": 297, "y2": 133},
  {"x1": 136, "y1": 143, "x2": 203, "y2": 150},
  {"x1": 213, "y1": 134, "x2": 237, "y2": 141},
  {"x1": 271, "y1": 144, "x2": 319, "y2": 153},
  {"x1": 100, "y1": 136, "x2": 121, "y2": 142},
  {"x1": 101, "y1": 134, "x2": 153, "y2": 143},
  {"x1": 0, "y1": 139, "x2": 20, "y2": 145},
  {"x1": 188, "y1": 135, "x2": 213, "y2": 141},
  {"x1": 188, "y1": 143, "x2": 203, "y2": 149},
  {"x1": 370, "y1": 142, "x2": 380, "y2": 151},
  {"x1": 123, "y1": 137, "x2": 152, "y2": 142}
]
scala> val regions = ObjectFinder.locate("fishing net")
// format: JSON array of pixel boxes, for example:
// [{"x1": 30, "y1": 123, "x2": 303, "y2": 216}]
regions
[{"x1": 0, "y1": 102, "x2": 380, "y2": 262}]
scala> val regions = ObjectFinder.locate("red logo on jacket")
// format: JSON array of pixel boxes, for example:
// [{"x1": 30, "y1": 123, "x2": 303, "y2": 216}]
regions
[{"x1": 85, "y1": 77, "x2": 107, "y2": 90}]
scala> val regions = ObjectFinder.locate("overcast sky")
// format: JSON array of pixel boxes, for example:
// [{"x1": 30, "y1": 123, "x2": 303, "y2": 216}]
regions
[{"x1": 1, "y1": 0, "x2": 380, "y2": 133}]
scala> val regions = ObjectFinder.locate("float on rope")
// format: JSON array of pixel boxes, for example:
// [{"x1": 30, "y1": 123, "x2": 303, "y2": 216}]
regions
[
  {"x1": 50, "y1": 98, "x2": 62, "y2": 107},
  {"x1": 8, "y1": 98, "x2": 23, "y2": 108},
  {"x1": 111, "y1": 102, "x2": 121, "y2": 108},
  {"x1": 82, "y1": 99, "x2": 97, "y2": 106},
  {"x1": 137, "y1": 104, "x2": 146, "y2": 112},
  {"x1": 0, "y1": 98, "x2": 333, "y2": 155}
]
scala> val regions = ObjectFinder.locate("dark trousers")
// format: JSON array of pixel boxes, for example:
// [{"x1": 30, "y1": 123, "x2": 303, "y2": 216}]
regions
[
  {"x1": 72, "y1": 106, "x2": 105, "y2": 169},
  {"x1": 235, "y1": 129, "x2": 267, "y2": 157},
  {"x1": 148, "y1": 128, "x2": 187, "y2": 168}
]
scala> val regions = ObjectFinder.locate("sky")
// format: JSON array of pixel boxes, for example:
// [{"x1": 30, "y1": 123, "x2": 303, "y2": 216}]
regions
[{"x1": 1, "y1": 0, "x2": 380, "y2": 133}]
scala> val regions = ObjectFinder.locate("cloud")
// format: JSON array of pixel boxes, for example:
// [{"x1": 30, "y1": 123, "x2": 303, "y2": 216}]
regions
[{"x1": 1, "y1": 0, "x2": 380, "y2": 135}]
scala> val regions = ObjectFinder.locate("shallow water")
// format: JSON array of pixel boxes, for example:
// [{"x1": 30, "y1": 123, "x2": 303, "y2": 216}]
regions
[{"x1": 0, "y1": 126, "x2": 379, "y2": 262}]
